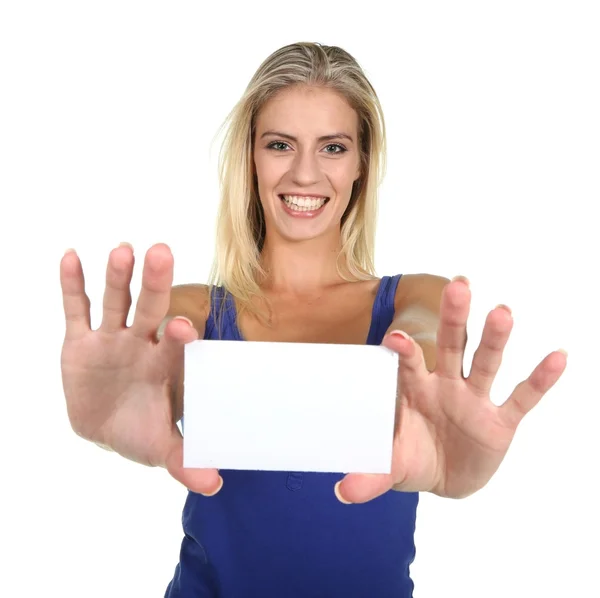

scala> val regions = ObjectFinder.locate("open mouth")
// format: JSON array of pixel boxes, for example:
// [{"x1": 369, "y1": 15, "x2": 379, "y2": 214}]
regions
[{"x1": 279, "y1": 194, "x2": 330, "y2": 213}]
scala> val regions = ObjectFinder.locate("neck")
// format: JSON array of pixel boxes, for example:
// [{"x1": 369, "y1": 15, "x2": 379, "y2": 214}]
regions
[{"x1": 259, "y1": 232, "x2": 347, "y2": 295}]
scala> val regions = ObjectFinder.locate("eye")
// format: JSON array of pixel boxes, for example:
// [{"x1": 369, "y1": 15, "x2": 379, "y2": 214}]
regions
[
  {"x1": 324, "y1": 144, "x2": 347, "y2": 155},
  {"x1": 267, "y1": 141, "x2": 291, "y2": 151}
]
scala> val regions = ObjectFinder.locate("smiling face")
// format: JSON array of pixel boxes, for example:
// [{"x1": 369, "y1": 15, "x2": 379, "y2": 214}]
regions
[{"x1": 253, "y1": 85, "x2": 362, "y2": 245}]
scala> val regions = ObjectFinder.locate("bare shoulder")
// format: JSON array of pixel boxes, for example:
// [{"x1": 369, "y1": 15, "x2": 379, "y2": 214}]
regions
[
  {"x1": 393, "y1": 273, "x2": 451, "y2": 312},
  {"x1": 167, "y1": 283, "x2": 211, "y2": 333}
]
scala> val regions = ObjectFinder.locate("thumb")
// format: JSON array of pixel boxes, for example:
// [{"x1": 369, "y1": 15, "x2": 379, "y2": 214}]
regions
[
  {"x1": 156, "y1": 317, "x2": 220, "y2": 494},
  {"x1": 158, "y1": 315, "x2": 199, "y2": 346},
  {"x1": 335, "y1": 472, "x2": 394, "y2": 504},
  {"x1": 164, "y1": 426, "x2": 223, "y2": 496}
]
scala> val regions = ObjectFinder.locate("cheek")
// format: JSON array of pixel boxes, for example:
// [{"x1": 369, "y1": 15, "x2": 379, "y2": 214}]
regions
[
  {"x1": 329, "y1": 161, "x2": 360, "y2": 188},
  {"x1": 254, "y1": 152, "x2": 282, "y2": 185}
]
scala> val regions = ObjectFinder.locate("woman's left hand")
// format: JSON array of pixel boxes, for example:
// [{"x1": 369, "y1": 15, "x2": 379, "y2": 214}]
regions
[{"x1": 336, "y1": 278, "x2": 568, "y2": 503}]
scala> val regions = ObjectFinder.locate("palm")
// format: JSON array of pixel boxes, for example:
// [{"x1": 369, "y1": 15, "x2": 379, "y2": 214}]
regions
[
  {"x1": 61, "y1": 333, "x2": 176, "y2": 465},
  {"x1": 338, "y1": 280, "x2": 567, "y2": 503},
  {"x1": 392, "y1": 376, "x2": 515, "y2": 498}
]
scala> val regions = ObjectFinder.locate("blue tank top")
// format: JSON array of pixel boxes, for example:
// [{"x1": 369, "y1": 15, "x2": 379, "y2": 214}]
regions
[{"x1": 165, "y1": 275, "x2": 419, "y2": 597}]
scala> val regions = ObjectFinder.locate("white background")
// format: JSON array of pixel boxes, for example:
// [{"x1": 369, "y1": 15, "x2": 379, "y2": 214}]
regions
[{"x1": 1, "y1": 1, "x2": 598, "y2": 596}]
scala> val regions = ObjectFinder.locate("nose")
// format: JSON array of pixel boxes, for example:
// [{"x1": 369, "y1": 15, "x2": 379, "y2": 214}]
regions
[{"x1": 289, "y1": 148, "x2": 322, "y2": 186}]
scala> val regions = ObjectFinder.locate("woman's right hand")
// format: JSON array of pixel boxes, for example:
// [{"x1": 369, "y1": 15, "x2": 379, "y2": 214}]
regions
[{"x1": 59, "y1": 242, "x2": 222, "y2": 495}]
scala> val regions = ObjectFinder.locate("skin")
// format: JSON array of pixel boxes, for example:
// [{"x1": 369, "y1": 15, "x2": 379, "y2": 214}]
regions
[
  {"x1": 59, "y1": 84, "x2": 567, "y2": 502},
  {"x1": 254, "y1": 85, "x2": 361, "y2": 255}
]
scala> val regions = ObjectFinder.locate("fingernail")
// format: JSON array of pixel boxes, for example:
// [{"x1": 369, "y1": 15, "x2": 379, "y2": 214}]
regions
[
  {"x1": 451, "y1": 275, "x2": 470, "y2": 287},
  {"x1": 64, "y1": 248, "x2": 77, "y2": 255},
  {"x1": 200, "y1": 475, "x2": 223, "y2": 497},
  {"x1": 388, "y1": 330, "x2": 412, "y2": 341},
  {"x1": 118, "y1": 242, "x2": 133, "y2": 250},
  {"x1": 495, "y1": 303, "x2": 512, "y2": 315},
  {"x1": 334, "y1": 481, "x2": 352, "y2": 504},
  {"x1": 173, "y1": 316, "x2": 194, "y2": 328},
  {"x1": 557, "y1": 348, "x2": 568, "y2": 358}
]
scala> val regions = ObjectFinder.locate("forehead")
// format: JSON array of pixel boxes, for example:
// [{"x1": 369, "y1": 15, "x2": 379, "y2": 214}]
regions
[{"x1": 255, "y1": 86, "x2": 359, "y2": 137}]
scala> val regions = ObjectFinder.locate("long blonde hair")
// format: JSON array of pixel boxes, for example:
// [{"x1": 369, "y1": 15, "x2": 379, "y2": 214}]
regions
[{"x1": 208, "y1": 42, "x2": 387, "y2": 325}]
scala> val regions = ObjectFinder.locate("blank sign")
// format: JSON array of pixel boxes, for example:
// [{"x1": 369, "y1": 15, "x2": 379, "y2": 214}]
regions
[{"x1": 183, "y1": 340, "x2": 399, "y2": 473}]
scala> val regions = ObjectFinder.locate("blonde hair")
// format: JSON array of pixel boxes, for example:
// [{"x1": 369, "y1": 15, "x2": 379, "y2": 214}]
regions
[{"x1": 208, "y1": 42, "x2": 387, "y2": 326}]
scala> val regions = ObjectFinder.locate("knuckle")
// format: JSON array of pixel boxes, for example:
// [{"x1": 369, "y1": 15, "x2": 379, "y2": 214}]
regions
[{"x1": 471, "y1": 359, "x2": 497, "y2": 378}]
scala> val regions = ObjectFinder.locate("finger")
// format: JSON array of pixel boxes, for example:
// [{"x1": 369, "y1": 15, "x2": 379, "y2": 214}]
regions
[
  {"x1": 382, "y1": 330, "x2": 429, "y2": 428},
  {"x1": 467, "y1": 305, "x2": 514, "y2": 396},
  {"x1": 130, "y1": 243, "x2": 174, "y2": 339},
  {"x1": 165, "y1": 427, "x2": 223, "y2": 496},
  {"x1": 60, "y1": 249, "x2": 91, "y2": 341},
  {"x1": 99, "y1": 243, "x2": 135, "y2": 333},
  {"x1": 383, "y1": 330, "x2": 430, "y2": 391},
  {"x1": 155, "y1": 316, "x2": 201, "y2": 423},
  {"x1": 500, "y1": 350, "x2": 568, "y2": 428},
  {"x1": 435, "y1": 277, "x2": 471, "y2": 380},
  {"x1": 335, "y1": 473, "x2": 394, "y2": 504}
]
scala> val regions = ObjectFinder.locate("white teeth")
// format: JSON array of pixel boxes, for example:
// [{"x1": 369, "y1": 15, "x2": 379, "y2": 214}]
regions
[{"x1": 281, "y1": 195, "x2": 327, "y2": 211}]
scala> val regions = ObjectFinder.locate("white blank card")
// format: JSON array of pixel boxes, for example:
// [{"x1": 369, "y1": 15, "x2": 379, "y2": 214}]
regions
[{"x1": 183, "y1": 340, "x2": 398, "y2": 473}]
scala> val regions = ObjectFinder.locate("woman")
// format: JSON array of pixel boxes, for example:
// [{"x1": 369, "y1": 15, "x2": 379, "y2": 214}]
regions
[{"x1": 60, "y1": 42, "x2": 567, "y2": 597}]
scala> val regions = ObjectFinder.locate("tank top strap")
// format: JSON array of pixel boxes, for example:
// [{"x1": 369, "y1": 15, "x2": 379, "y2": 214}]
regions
[
  {"x1": 366, "y1": 274, "x2": 403, "y2": 345},
  {"x1": 204, "y1": 286, "x2": 241, "y2": 341}
]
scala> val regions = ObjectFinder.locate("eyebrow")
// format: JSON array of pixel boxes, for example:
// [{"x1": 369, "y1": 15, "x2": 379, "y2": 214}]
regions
[{"x1": 260, "y1": 130, "x2": 355, "y2": 143}]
